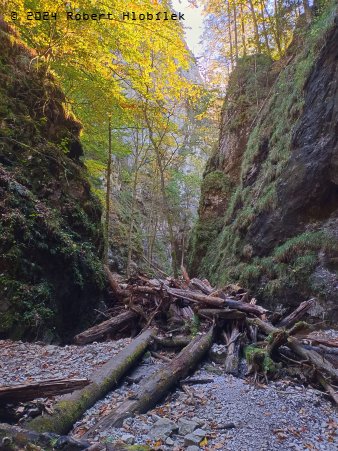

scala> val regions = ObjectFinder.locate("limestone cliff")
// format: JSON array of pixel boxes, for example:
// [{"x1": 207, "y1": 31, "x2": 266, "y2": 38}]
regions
[
  {"x1": 189, "y1": 3, "x2": 338, "y2": 320},
  {"x1": 0, "y1": 20, "x2": 105, "y2": 341}
]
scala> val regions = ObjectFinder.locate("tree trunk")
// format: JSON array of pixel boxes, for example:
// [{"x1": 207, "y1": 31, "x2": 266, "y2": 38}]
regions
[
  {"x1": 0, "y1": 379, "x2": 89, "y2": 404},
  {"x1": 74, "y1": 310, "x2": 138, "y2": 345},
  {"x1": 260, "y1": 0, "x2": 272, "y2": 56},
  {"x1": 303, "y1": 0, "x2": 312, "y2": 23},
  {"x1": 233, "y1": 1, "x2": 239, "y2": 61},
  {"x1": 224, "y1": 325, "x2": 241, "y2": 375},
  {"x1": 84, "y1": 327, "x2": 214, "y2": 436},
  {"x1": 25, "y1": 329, "x2": 155, "y2": 435},
  {"x1": 104, "y1": 114, "x2": 112, "y2": 264},
  {"x1": 126, "y1": 149, "x2": 139, "y2": 278},
  {"x1": 227, "y1": 0, "x2": 234, "y2": 68},
  {"x1": 248, "y1": 0, "x2": 261, "y2": 53},
  {"x1": 240, "y1": 2, "x2": 247, "y2": 56}
]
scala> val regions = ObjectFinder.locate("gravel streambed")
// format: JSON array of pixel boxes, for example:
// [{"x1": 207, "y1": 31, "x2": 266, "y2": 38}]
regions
[
  {"x1": 0, "y1": 339, "x2": 132, "y2": 385},
  {"x1": 0, "y1": 339, "x2": 337, "y2": 450},
  {"x1": 72, "y1": 363, "x2": 337, "y2": 451}
]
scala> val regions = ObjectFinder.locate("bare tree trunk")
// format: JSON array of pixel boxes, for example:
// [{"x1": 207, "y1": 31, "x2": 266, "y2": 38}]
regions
[
  {"x1": 262, "y1": 1, "x2": 282, "y2": 57},
  {"x1": 273, "y1": 0, "x2": 283, "y2": 56},
  {"x1": 233, "y1": 1, "x2": 239, "y2": 61},
  {"x1": 303, "y1": 0, "x2": 312, "y2": 23},
  {"x1": 260, "y1": 0, "x2": 272, "y2": 57},
  {"x1": 148, "y1": 129, "x2": 179, "y2": 277},
  {"x1": 104, "y1": 114, "x2": 112, "y2": 263},
  {"x1": 127, "y1": 131, "x2": 140, "y2": 277},
  {"x1": 227, "y1": 0, "x2": 234, "y2": 68},
  {"x1": 248, "y1": 0, "x2": 262, "y2": 53},
  {"x1": 240, "y1": 2, "x2": 247, "y2": 56}
]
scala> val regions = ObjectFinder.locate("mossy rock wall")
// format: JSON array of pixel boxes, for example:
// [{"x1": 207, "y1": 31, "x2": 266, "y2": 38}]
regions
[
  {"x1": 189, "y1": 2, "x2": 338, "y2": 321},
  {"x1": 0, "y1": 20, "x2": 105, "y2": 341}
]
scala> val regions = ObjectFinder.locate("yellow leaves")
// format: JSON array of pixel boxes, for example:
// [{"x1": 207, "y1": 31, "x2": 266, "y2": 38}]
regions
[{"x1": 200, "y1": 436, "x2": 208, "y2": 447}]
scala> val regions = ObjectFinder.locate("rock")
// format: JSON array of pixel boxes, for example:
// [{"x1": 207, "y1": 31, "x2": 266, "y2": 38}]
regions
[
  {"x1": 209, "y1": 343, "x2": 228, "y2": 364},
  {"x1": 121, "y1": 433, "x2": 134, "y2": 445},
  {"x1": 149, "y1": 418, "x2": 178, "y2": 440},
  {"x1": 165, "y1": 437, "x2": 175, "y2": 446},
  {"x1": 184, "y1": 428, "x2": 206, "y2": 446},
  {"x1": 186, "y1": 447, "x2": 200, "y2": 451},
  {"x1": 178, "y1": 418, "x2": 200, "y2": 436},
  {"x1": 191, "y1": 417, "x2": 205, "y2": 426}
]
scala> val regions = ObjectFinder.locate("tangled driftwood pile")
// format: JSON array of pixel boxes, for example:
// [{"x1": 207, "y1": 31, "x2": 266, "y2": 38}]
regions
[{"x1": 1, "y1": 266, "x2": 337, "y2": 450}]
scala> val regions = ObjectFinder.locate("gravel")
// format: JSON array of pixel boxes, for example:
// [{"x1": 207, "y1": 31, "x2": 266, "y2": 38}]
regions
[
  {"x1": 0, "y1": 338, "x2": 131, "y2": 384},
  {"x1": 1, "y1": 339, "x2": 337, "y2": 450},
  {"x1": 72, "y1": 361, "x2": 337, "y2": 450}
]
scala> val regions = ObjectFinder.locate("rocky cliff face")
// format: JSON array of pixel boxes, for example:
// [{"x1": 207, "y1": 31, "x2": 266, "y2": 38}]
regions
[
  {"x1": 189, "y1": 4, "x2": 338, "y2": 321},
  {"x1": 0, "y1": 20, "x2": 105, "y2": 341}
]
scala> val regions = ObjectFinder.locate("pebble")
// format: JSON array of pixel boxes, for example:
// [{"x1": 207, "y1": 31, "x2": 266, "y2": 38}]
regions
[
  {"x1": 177, "y1": 418, "x2": 199, "y2": 435},
  {"x1": 121, "y1": 433, "x2": 134, "y2": 445}
]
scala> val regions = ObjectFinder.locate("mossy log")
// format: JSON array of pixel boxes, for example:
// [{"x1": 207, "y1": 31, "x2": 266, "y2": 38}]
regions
[
  {"x1": 74, "y1": 310, "x2": 138, "y2": 345},
  {"x1": 0, "y1": 379, "x2": 89, "y2": 403},
  {"x1": 84, "y1": 327, "x2": 214, "y2": 436},
  {"x1": 247, "y1": 318, "x2": 338, "y2": 381},
  {"x1": 0, "y1": 422, "x2": 89, "y2": 451},
  {"x1": 267, "y1": 330, "x2": 289, "y2": 358},
  {"x1": 25, "y1": 329, "x2": 155, "y2": 435}
]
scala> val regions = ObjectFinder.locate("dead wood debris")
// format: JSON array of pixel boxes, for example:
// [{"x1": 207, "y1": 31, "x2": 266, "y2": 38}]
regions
[
  {"x1": 85, "y1": 266, "x2": 337, "y2": 405},
  {"x1": 1, "y1": 266, "x2": 337, "y2": 440}
]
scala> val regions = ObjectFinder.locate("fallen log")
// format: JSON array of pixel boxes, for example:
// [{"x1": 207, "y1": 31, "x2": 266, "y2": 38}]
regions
[
  {"x1": 277, "y1": 299, "x2": 316, "y2": 328},
  {"x1": 246, "y1": 317, "x2": 278, "y2": 335},
  {"x1": 26, "y1": 328, "x2": 155, "y2": 435},
  {"x1": 84, "y1": 327, "x2": 214, "y2": 435},
  {"x1": 168, "y1": 288, "x2": 265, "y2": 316},
  {"x1": 105, "y1": 265, "x2": 129, "y2": 297},
  {"x1": 189, "y1": 278, "x2": 213, "y2": 294},
  {"x1": 302, "y1": 344, "x2": 338, "y2": 356},
  {"x1": 303, "y1": 337, "x2": 338, "y2": 348},
  {"x1": 318, "y1": 375, "x2": 338, "y2": 406},
  {"x1": 0, "y1": 379, "x2": 89, "y2": 403},
  {"x1": 287, "y1": 337, "x2": 338, "y2": 381},
  {"x1": 0, "y1": 422, "x2": 90, "y2": 451},
  {"x1": 152, "y1": 335, "x2": 191, "y2": 349},
  {"x1": 198, "y1": 308, "x2": 246, "y2": 320},
  {"x1": 247, "y1": 317, "x2": 338, "y2": 381},
  {"x1": 74, "y1": 310, "x2": 138, "y2": 345}
]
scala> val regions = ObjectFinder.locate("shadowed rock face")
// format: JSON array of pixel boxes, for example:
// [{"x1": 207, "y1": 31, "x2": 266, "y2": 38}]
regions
[
  {"x1": 0, "y1": 21, "x2": 105, "y2": 341},
  {"x1": 189, "y1": 9, "x2": 338, "y2": 321},
  {"x1": 249, "y1": 22, "x2": 338, "y2": 255}
]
